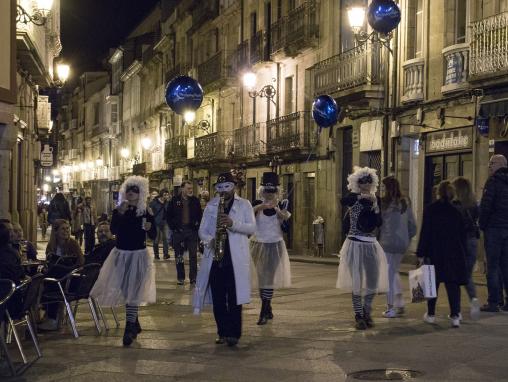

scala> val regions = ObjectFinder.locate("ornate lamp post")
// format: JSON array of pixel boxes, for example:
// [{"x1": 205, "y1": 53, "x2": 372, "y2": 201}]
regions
[
  {"x1": 242, "y1": 71, "x2": 276, "y2": 125},
  {"x1": 17, "y1": 0, "x2": 53, "y2": 26}
]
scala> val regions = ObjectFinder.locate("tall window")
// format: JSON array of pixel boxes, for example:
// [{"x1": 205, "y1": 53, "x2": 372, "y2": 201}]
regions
[
  {"x1": 415, "y1": 0, "x2": 423, "y2": 57},
  {"x1": 407, "y1": 0, "x2": 424, "y2": 59},
  {"x1": 284, "y1": 76, "x2": 294, "y2": 115},
  {"x1": 455, "y1": 0, "x2": 467, "y2": 44},
  {"x1": 250, "y1": 12, "x2": 257, "y2": 37}
]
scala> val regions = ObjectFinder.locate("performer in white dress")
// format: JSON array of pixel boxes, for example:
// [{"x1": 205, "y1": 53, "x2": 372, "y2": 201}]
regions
[{"x1": 250, "y1": 172, "x2": 291, "y2": 325}]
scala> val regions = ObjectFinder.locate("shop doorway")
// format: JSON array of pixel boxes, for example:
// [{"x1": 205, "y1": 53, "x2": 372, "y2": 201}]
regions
[
  {"x1": 341, "y1": 127, "x2": 353, "y2": 242},
  {"x1": 246, "y1": 177, "x2": 257, "y2": 203},
  {"x1": 303, "y1": 174, "x2": 315, "y2": 250},
  {"x1": 424, "y1": 152, "x2": 472, "y2": 206},
  {"x1": 282, "y1": 174, "x2": 294, "y2": 249}
]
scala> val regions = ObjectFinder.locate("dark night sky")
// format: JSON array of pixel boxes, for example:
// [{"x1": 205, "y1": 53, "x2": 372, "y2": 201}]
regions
[{"x1": 61, "y1": 0, "x2": 160, "y2": 81}]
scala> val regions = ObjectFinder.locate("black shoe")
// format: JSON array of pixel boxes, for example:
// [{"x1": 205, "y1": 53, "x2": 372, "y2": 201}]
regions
[
  {"x1": 123, "y1": 322, "x2": 137, "y2": 346},
  {"x1": 257, "y1": 299, "x2": 269, "y2": 325},
  {"x1": 190, "y1": 280, "x2": 196, "y2": 285},
  {"x1": 177, "y1": 280, "x2": 185, "y2": 286},
  {"x1": 355, "y1": 314, "x2": 367, "y2": 330},
  {"x1": 154, "y1": 255, "x2": 161, "y2": 260},
  {"x1": 163, "y1": 255, "x2": 170, "y2": 260},
  {"x1": 363, "y1": 308, "x2": 374, "y2": 328},
  {"x1": 135, "y1": 319, "x2": 142, "y2": 334},
  {"x1": 480, "y1": 304, "x2": 500, "y2": 312},
  {"x1": 500, "y1": 304, "x2": 508, "y2": 312},
  {"x1": 226, "y1": 337, "x2": 238, "y2": 347},
  {"x1": 215, "y1": 336, "x2": 225, "y2": 344}
]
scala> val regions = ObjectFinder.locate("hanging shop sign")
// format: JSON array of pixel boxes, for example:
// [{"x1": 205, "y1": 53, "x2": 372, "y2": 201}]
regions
[
  {"x1": 40, "y1": 144, "x2": 54, "y2": 167},
  {"x1": 475, "y1": 117, "x2": 490, "y2": 137},
  {"x1": 426, "y1": 127, "x2": 473, "y2": 154}
]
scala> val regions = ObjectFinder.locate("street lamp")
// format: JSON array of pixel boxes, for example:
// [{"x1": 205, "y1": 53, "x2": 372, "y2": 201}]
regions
[
  {"x1": 242, "y1": 71, "x2": 277, "y2": 125},
  {"x1": 120, "y1": 148, "x2": 130, "y2": 159},
  {"x1": 53, "y1": 63, "x2": 70, "y2": 88},
  {"x1": 17, "y1": 0, "x2": 53, "y2": 26},
  {"x1": 141, "y1": 137, "x2": 153, "y2": 150},
  {"x1": 183, "y1": 110, "x2": 196, "y2": 124},
  {"x1": 95, "y1": 158, "x2": 104, "y2": 167}
]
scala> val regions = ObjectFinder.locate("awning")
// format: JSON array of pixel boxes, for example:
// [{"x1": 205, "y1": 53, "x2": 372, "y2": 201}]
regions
[{"x1": 480, "y1": 97, "x2": 508, "y2": 117}]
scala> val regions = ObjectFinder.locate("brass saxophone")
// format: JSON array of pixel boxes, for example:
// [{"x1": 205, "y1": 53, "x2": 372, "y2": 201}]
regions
[{"x1": 214, "y1": 194, "x2": 228, "y2": 261}]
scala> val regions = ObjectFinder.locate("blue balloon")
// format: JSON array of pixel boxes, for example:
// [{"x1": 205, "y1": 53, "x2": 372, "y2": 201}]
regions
[
  {"x1": 367, "y1": 0, "x2": 401, "y2": 35},
  {"x1": 165, "y1": 75, "x2": 204, "y2": 115},
  {"x1": 312, "y1": 95, "x2": 339, "y2": 128}
]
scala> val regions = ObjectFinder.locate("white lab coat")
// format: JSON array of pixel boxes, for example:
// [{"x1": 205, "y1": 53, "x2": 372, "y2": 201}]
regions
[{"x1": 193, "y1": 194, "x2": 256, "y2": 314}]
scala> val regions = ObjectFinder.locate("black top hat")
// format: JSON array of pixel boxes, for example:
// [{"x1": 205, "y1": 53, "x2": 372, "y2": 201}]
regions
[
  {"x1": 215, "y1": 172, "x2": 236, "y2": 185},
  {"x1": 261, "y1": 172, "x2": 279, "y2": 187}
]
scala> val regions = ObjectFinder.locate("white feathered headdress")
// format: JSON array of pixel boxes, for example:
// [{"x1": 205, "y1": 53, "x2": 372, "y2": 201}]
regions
[
  {"x1": 118, "y1": 175, "x2": 149, "y2": 216},
  {"x1": 347, "y1": 166, "x2": 379, "y2": 194}
]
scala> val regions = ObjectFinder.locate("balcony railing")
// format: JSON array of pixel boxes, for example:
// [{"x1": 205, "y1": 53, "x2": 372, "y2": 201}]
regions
[
  {"x1": 311, "y1": 41, "x2": 385, "y2": 96},
  {"x1": 91, "y1": 124, "x2": 109, "y2": 137},
  {"x1": 164, "y1": 136, "x2": 187, "y2": 163},
  {"x1": 234, "y1": 123, "x2": 266, "y2": 159},
  {"x1": 270, "y1": 1, "x2": 318, "y2": 55},
  {"x1": 401, "y1": 58, "x2": 425, "y2": 103},
  {"x1": 194, "y1": 132, "x2": 233, "y2": 162},
  {"x1": 165, "y1": 62, "x2": 191, "y2": 83},
  {"x1": 197, "y1": 51, "x2": 233, "y2": 88},
  {"x1": 191, "y1": 0, "x2": 220, "y2": 31},
  {"x1": 442, "y1": 43, "x2": 469, "y2": 94},
  {"x1": 250, "y1": 31, "x2": 265, "y2": 64},
  {"x1": 231, "y1": 41, "x2": 249, "y2": 75},
  {"x1": 266, "y1": 111, "x2": 317, "y2": 154},
  {"x1": 470, "y1": 12, "x2": 508, "y2": 77}
]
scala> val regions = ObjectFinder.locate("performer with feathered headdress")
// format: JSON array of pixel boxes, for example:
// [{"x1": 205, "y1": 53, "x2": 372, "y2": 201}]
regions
[
  {"x1": 90, "y1": 175, "x2": 156, "y2": 346},
  {"x1": 337, "y1": 166, "x2": 388, "y2": 330}
]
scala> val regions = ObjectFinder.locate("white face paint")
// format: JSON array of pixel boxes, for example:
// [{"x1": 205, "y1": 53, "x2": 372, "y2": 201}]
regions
[{"x1": 215, "y1": 182, "x2": 235, "y2": 193}]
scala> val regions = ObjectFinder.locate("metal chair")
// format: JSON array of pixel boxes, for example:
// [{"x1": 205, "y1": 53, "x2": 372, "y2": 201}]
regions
[
  {"x1": 5, "y1": 274, "x2": 44, "y2": 365},
  {"x1": 41, "y1": 263, "x2": 102, "y2": 338},
  {"x1": 0, "y1": 279, "x2": 17, "y2": 376}
]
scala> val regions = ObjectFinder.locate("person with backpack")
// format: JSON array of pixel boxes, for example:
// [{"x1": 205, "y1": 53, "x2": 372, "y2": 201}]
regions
[{"x1": 250, "y1": 172, "x2": 292, "y2": 326}]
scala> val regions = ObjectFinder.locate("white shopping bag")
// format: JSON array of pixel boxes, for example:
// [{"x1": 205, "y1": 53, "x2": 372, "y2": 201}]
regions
[{"x1": 408, "y1": 265, "x2": 437, "y2": 303}]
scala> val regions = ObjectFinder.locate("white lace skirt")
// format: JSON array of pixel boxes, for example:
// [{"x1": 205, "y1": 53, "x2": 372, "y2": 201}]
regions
[
  {"x1": 250, "y1": 240, "x2": 291, "y2": 289},
  {"x1": 336, "y1": 238, "x2": 388, "y2": 296},
  {"x1": 90, "y1": 247, "x2": 156, "y2": 307}
]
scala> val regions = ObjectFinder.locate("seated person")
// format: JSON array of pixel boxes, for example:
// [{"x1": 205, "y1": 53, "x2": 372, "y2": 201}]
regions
[
  {"x1": 0, "y1": 221, "x2": 26, "y2": 319},
  {"x1": 40, "y1": 219, "x2": 83, "y2": 331},
  {"x1": 11, "y1": 223, "x2": 38, "y2": 261},
  {"x1": 86, "y1": 221, "x2": 116, "y2": 265}
]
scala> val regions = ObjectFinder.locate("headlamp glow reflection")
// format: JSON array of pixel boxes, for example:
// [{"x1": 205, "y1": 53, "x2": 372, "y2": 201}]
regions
[{"x1": 215, "y1": 182, "x2": 235, "y2": 193}]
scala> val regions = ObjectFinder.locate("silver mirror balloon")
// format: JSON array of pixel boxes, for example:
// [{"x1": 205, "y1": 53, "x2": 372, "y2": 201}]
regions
[{"x1": 165, "y1": 75, "x2": 204, "y2": 115}]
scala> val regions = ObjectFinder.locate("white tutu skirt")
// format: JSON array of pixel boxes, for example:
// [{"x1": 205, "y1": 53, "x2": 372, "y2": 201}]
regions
[
  {"x1": 250, "y1": 240, "x2": 291, "y2": 289},
  {"x1": 90, "y1": 247, "x2": 156, "y2": 307},
  {"x1": 336, "y1": 238, "x2": 388, "y2": 296}
]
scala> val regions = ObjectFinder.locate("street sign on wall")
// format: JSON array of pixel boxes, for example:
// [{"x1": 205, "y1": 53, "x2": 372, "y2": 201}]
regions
[{"x1": 40, "y1": 144, "x2": 54, "y2": 167}]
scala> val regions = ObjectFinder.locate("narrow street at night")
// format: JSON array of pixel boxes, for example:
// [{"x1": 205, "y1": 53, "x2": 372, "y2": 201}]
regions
[{"x1": 6, "y1": 254, "x2": 506, "y2": 382}]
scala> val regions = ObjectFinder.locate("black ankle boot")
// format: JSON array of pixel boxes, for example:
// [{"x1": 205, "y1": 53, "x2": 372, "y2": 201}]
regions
[
  {"x1": 123, "y1": 322, "x2": 137, "y2": 346},
  {"x1": 257, "y1": 299, "x2": 269, "y2": 325},
  {"x1": 363, "y1": 308, "x2": 374, "y2": 328},
  {"x1": 355, "y1": 314, "x2": 367, "y2": 330},
  {"x1": 266, "y1": 300, "x2": 274, "y2": 320}
]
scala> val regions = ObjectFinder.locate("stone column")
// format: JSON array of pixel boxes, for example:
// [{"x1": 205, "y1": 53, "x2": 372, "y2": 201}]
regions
[{"x1": 0, "y1": 103, "x2": 17, "y2": 220}]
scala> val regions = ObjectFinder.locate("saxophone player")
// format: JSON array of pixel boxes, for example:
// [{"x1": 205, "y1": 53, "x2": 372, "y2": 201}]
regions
[{"x1": 193, "y1": 172, "x2": 256, "y2": 347}]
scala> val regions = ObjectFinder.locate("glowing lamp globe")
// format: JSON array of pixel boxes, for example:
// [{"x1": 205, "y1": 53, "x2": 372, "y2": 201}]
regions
[
  {"x1": 367, "y1": 0, "x2": 401, "y2": 35},
  {"x1": 312, "y1": 95, "x2": 339, "y2": 128},
  {"x1": 165, "y1": 75, "x2": 204, "y2": 115}
]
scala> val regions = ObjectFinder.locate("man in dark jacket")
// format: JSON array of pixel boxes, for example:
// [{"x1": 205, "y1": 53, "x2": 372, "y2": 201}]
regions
[
  {"x1": 479, "y1": 154, "x2": 508, "y2": 312},
  {"x1": 85, "y1": 221, "x2": 116, "y2": 266},
  {"x1": 148, "y1": 189, "x2": 170, "y2": 260},
  {"x1": 166, "y1": 181, "x2": 202, "y2": 285}
]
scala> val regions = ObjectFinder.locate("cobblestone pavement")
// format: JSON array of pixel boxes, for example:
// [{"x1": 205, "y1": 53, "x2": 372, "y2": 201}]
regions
[{"x1": 3, "y1": 246, "x2": 508, "y2": 381}]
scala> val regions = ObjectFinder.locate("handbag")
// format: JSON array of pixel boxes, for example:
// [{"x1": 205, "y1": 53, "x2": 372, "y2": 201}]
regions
[{"x1": 408, "y1": 264, "x2": 437, "y2": 303}]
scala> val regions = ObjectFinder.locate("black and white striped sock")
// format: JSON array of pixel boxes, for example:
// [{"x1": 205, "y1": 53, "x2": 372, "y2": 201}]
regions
[
  {"x1": 260, "y1": 288, "x2": 274, "y2": 300},
  {"x1": 352, "y1": 294, "x2": 363, "y2": 316},
  {"x1": 125, "y1": 304, "x2": 139, "y2": 323},
  {"x1": 363, "y1": 294, "x2": 375, "y2": 315}
]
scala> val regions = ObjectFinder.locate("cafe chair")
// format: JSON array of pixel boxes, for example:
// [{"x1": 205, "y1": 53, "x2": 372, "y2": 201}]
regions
[{"x1": 0, "y1": 279, "x2": 17, "y2": 376}]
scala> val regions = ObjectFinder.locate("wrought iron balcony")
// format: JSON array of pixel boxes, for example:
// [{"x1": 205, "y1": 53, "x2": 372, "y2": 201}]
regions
[
  {"x1": 197, "y1": 51, "x2": 233, "y2": 90},
  {"x1": 266, "y1": 111, "x2": 317, "y2": 154},
  {"x1": 270, "y1": 1, "x2": 318, "y2": 56},
  {"x1": 165, "y1": 62, "x2": 191, "y2": 83},
  {"x1": 91, "y1": 124, "x2": 109, "y2": 138},
  {"x1": 470, "y1": 12, "x2": 508, "y2": 78},
  {"x1": 250, "y1": 31, "x2": 266, "y2": 65},
  {"x1": 164, "y1": 136, "x2": 187, "y2": 163},
  {"x1": 190, "y1": 0, "x2": 220, "y2": 32},
  {"x1": 233, "y1": 123, "x2": 266, "y2": 159},
  {"x1": 311, "y1": 40, "x2": 385, "y2": 98},
  {"x1": 231, "y1": 41, "x2": 249, "y2": 75},
  {"x1": 401, "y1": 58, "x2": 425, "y2": 103},
  {"x1": 442, "y1": 43, "x2": 469, "y2": 94},
  {"x1": 194, "y1": 132, "x2": 233, "y2": 162}
]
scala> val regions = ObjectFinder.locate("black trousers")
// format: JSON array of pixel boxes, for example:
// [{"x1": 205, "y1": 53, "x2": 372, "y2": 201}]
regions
[
  {"x1": 173, "y1": 228, "x2": 198, "y2": 282},
  {"x1": 209, "y1": 260, "x2": 242, "y2": 339},
  {"x1": 427, "y1": 281, "x2": 461, "y2": 317},
  {"x1": 84, "y1": 224, "x2": 95, "y2": 254}
]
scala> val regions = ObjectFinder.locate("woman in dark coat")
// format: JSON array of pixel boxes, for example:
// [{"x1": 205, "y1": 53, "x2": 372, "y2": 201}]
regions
[{"x1": 417, "y1": 180, "x2": 468, "y2": 328}]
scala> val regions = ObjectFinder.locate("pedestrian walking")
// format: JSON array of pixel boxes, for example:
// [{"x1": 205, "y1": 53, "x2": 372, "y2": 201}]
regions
[
  {"x1": 72, "y1": 197, "x2": 84, "y2": 246},
  {"x1": 193, "y1": 172, "x2": 256, "y2": 347},
  {"x1": 250, "y1": 172, "x2": 291, "y2": 325},
  {"x1": 167, "y1": 180, "x2": 202, "y2": 285},
  {"x1": 479, "y1": 154, "x2": 508, "y2": 312},
  {"x1": 82, "y1": 196, "x2": 97, "y2": 255},
  {"x1": 149, "y1": 189, "x2": 171, "y2": 260},
  {"x1": 39, "y1": 205, "x2": 48, "y2": 239},
  {"x1": 378, "y1": 176, "x2": 417, "y2": 318},
  {"x1": 452, "y1": 176, "x2": 481, "y2": 319},
  {"x1": 90, "y1": 176, "x2": 157, "y2": 347},
  {"x1": 417, "y1": 180, "x2": 468, "y2": 328},
  {"x1": 337, "y1": 166, "x2": 388, "y2": 330},
  {"x1": 48, "y1": 193, "x2": 72, "y2": 226}
]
